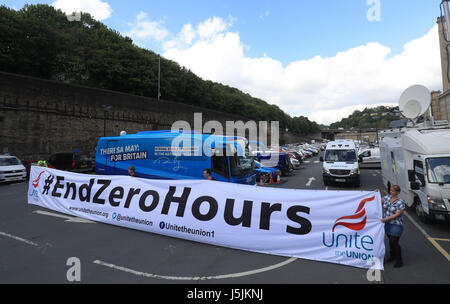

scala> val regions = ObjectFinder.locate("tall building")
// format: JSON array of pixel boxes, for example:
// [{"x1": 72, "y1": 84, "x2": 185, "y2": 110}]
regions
[{"x1": 435, "y1": 17, "x2": 450, "y2": 122}]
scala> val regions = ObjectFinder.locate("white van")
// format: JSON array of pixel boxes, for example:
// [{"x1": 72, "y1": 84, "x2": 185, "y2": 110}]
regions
[
  {"x1": 358, "y1": 147, "x2": 381, "y2": 168},
  {"x1": 320, "y1": 140, "x2": 360, "y2": 187},
  {"x1": 0, "y1": 155, "x2": 27, "y2": 183},
  {"x1": 379, "y1": 126, "x2": 450, "y2": 223}
]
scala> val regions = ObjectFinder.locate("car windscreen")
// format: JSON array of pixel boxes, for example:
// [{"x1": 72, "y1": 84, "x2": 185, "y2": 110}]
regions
[
  {"x1": 426, "y1": 157, "x2": 450, "y2": 183},
  {"x1": 324, "y1": 149, "x2": 357, "y2": 162},
  {"x1": 0, "y1": 157, "x2": 21, "y2": 166}
]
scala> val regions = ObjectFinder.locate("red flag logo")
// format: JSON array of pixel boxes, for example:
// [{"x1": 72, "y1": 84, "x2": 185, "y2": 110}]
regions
[
  {"x1": 332, "y1": 196, "x2": 375, "y2": 232},
  {"x1": 32, "y1": 171, "x2": 45, "y2": 188}
]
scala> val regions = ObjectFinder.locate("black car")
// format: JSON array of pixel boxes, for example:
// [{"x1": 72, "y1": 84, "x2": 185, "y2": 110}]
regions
[{"x1": 48, "y1": 153, "x2": 93, "y2": 173}]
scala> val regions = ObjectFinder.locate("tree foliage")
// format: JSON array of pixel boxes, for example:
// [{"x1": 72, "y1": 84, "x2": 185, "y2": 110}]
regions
[
  {"x1": 329, "y1": 106, "x2": 400, "y2": 129},
  {"x1": 0, "y1": 4, "x2": 320, "y2": 135}
]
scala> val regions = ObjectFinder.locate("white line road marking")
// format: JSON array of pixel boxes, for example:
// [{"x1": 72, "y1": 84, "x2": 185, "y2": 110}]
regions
[
  {"x1": 33, "y1": 210, "x2": 96, "y2": 224},
  {"x1": 0, "y1": 231, "x2": 38, "y2": 247},
  {"x1": 306, "y1": 177, "x2": 316, "y2": 187},
  {"x1": 304, "y1": 161, "x2": 311, "y2": 163},
  {"x1": 372, "y1": 174, "x2": 377, "y2": 177},
  {"x1": 93, "y1": 257, "x2": 297, "y2": 281},
  {"x1": 404, "y1": 211, "x2": 431, "y2": 238},
  {"x1": 314, "y1": 161, "x2": 320, "y2": 164},
  {"x1": 404, "y1": 211, "x2": 450, "y2": 262}
]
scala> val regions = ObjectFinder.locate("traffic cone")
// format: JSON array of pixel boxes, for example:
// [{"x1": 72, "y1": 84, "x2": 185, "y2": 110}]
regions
[
  {"x1": 277, "y1": 173, "x2": 280, "y2": 184},
  {"x1": 269, "y1": 172, "x2": 274, "y2": 184}
]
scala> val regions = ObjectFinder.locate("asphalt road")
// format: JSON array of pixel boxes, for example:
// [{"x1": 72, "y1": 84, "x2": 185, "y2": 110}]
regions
[{"x1": 0, "y1": 155, "x2": 449, "y2": 284}]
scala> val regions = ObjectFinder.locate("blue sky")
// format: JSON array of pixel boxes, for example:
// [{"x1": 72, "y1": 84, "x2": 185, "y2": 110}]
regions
[
  {"x1": 3, "y1": 0, "x2": 445, "y2": 124},
  {"x1": 5, "y1": 0, "x2": 440, "y2": 64}
]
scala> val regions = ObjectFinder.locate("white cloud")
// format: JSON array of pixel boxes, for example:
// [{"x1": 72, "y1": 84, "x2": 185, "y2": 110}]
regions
[
  {"x1": 162, "y1": 20, "x2": 441, "y2": 125},
  {"x1": 52, "y1": 0, "x2": 113, "y2": 21},
  {"x1": 124, "y1": 12, "x2": 169, "y2": 44},
  {"x1": 124, "y1": 12, "x2": 441, "y2": 125},
  {"x1": 197, "y1": 16, "x2": 234, "y2": 40}
]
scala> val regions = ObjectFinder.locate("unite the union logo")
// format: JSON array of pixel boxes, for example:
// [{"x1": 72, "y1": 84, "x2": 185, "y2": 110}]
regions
[{"x1": 322, "y1": 196, "x2": 377, "y2": 261}]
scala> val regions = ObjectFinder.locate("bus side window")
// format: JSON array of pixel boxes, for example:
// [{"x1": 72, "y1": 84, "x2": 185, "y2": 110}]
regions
[{"x1": 212, "y1": 148, "x2": 229, "y2": 179}]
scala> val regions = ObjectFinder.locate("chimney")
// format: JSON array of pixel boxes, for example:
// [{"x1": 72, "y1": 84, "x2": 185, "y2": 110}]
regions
[{"x1": 438, "y1": 17, "x2": 450, "y2": 93}]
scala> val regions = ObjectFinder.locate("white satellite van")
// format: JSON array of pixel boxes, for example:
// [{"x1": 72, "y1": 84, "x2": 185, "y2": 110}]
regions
[
  {"x1": 320, "y1": 140, "x2": 360, "y2": 187},
  {"x1": 379, "y1": 85, "x2": 450, "y2": 223}
]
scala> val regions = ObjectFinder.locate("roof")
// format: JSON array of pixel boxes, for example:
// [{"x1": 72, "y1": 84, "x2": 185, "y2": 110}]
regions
[
  {"x1": 326, "y1": 140, "x2": 356, "y2": 149},
  {"x1": 0, "y1": 155, "x2": 17, "y2": 158},
  {"x1": 402, "y1": 128, "x2": 450, "y2": 155}
]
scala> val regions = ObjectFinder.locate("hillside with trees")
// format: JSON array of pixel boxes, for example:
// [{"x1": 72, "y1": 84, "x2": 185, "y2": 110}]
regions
[
  {"x1": 0, "y1": 4, "x2": 320, "y2": 135},
  {"x1": 329, "y1": 106, "x2": 400, "y2": 129}
]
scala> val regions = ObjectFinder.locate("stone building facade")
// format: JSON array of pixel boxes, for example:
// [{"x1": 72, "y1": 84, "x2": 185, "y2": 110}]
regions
[
  {"x1": 434, "y1": 17, "x2": 450, "y2": 122},
  {"x1": 0, "y1": 72, "x2": 307, "y2": 160}
]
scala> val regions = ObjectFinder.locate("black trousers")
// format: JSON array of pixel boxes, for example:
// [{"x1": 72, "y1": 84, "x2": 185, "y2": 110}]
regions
[{"x1": 387, "y1": 234, "x2": 402, "y2": 262}]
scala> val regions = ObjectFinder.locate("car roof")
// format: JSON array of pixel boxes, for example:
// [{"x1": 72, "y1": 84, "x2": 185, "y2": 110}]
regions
[{"x1": 0, "y1": 155, "x2": 18, "y2": 159}]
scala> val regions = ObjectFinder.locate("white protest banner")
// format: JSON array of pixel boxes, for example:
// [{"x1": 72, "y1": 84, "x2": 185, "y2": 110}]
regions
[{"x1": 28, "y1": 166, "x2": 385, "y2": 269}]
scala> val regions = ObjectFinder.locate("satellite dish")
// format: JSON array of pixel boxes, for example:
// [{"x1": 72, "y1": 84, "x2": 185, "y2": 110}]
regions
[
  {"x1": 399, "y1": 85, "x2": 431, "y2": 119},
  {"x1": 120, "y1": 130, "x2": 127, "y2": 136}
]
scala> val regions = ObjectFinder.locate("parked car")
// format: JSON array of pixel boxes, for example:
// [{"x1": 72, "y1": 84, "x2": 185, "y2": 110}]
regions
[
  {"x1": 254, "y1": 161, "x2": 281, "y2": 184},
  {"x1": 300, "y1": 148, "x2": 313, "y2": 158},
  {"x1": 0, "y1": 155, "x2": 27, "y2": 183},
  {"x1": 48, "y1": 152, "x2": 94, "y2": 173},
  {"x1": 291, "y1": 151, "x2": 304, "y2": 163},
  {"x1": 288, "y1": 153, "x2": 300, "y2": 169}
]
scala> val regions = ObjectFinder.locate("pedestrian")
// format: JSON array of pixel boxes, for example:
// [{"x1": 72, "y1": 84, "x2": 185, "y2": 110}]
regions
[
  {"x1": 377, "y1": 185, "x2": 405, "y2": 268},
  {"x1": 128, "y1": 166, "x2": 137, "y2": 177},
  {"x1": 203, "y1": 168, "x2": 215, "y2": 180},
  {"x1": 37, "y1": 160, "x2": 48, "y2": 167}
]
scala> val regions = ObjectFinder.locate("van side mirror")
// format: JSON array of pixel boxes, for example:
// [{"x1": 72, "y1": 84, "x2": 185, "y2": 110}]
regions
[
  {"x1": 358, "y1": 156, "x2": 363, "y2": 163},
  {"x1": 320, "y1": 156, "x2": 324, "y2": 162},
  {"x1": 407, "y1": 170, "x2": 416, "y2": 182},
  {"x1": 410, "y1": 181, "x2": 420, "y2": 190}
]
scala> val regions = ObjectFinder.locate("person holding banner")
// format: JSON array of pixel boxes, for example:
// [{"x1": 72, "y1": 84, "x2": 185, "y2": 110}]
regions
[
  {"x1": 377, "y1": 185, "x2": 405, "y2": 268},
  {"x1": 37, "y1": 160, "x2": 48, "y2": 167}
]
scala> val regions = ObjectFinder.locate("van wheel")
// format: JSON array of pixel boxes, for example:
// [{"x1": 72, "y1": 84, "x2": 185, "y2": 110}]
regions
[{"x1": 415, "y1": 198, "x2": 433, "y2": 224}]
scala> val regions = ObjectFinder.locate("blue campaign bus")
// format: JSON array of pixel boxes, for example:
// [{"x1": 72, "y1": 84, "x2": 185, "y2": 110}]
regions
[{"x1": 95, "y1": 130, "x2": 256, "y2": 185}]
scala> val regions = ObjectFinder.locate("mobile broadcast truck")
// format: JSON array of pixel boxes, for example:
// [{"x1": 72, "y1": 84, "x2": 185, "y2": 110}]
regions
[
  {"x1": 379, "y1": 85, "x2": 450, "y2": 223},
  {"x1": 379, "y1": 125, "x2": 450, "y2": 223},
  {"x1": 320, "y1": 140, "x2": 360, "y2": 187},
  {"x1": 95, "y1": 130, "x2": 256, "y2": 185}
]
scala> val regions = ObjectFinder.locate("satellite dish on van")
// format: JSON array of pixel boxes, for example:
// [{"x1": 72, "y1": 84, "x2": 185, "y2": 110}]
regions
[{"x1": 399, "y1": 85, "x2": 431, "y2": 119}]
